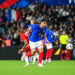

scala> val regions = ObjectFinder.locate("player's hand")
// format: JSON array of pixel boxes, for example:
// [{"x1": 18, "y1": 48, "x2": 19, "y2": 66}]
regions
[
  {"x1": 47, "y1": 41, "x2": 50, "y2": 45},
  {"x1": 55, "y1": 41, "x2": 58, "y2": 45},
  {"x1": 59, "y1": 44, "x2": 61, "y2": 48},
  {"x1": 29, "y1": 27, "x2": 32, "y2": 32},
  {"x1": 18, "y1": 49, "x2": 23, "y2": 54}
]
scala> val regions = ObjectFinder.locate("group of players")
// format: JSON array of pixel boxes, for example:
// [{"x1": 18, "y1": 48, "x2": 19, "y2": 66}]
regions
[{"x1": 17, "y1": 19, "x2": 57, "y2": 67}]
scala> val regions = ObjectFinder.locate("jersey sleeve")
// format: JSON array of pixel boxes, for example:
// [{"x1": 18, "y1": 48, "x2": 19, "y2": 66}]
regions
[
  {"x1": 34, "y1": 24, "x2": 40, "y2": 29},
  {"x1": 27, "y1": 25, "x2": 31, "y2": 31},
  {"x1": 29, "y1": 24, "x2": 39, "y2": 30},
  {"x1": 66, "y1": 35, "x2": 69, "y2": 41}
]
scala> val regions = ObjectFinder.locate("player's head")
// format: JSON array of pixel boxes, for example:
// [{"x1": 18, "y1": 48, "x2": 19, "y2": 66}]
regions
[
  {"x1": 30, "y1": 19, "x2": 35, "y2": 24},
  {"x1": 62, "y1": 30, "x2": 66, "y2": 35},
  {"x1": 40, "y1": 19, "x2": 47, "y2": 28},
  {"x1": 17, "y1": 28, "x2": 24, "y2": 35},
  {"x1": 49, "y1": 26, "x2": 53, "y2": 30}
]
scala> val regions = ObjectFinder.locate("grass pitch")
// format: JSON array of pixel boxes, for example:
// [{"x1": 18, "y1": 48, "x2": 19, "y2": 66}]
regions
[{"x1": 0, "y1": 60, "x2": 75, "y2": 75}]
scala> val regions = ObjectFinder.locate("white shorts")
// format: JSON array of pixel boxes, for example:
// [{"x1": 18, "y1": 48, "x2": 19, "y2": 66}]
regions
[
  {"x1": 29, "y1": 41, "x2": 43, "y2": 51},
  {"x1": 46, "y1": 43, "x2": 53, "y2": 49}
]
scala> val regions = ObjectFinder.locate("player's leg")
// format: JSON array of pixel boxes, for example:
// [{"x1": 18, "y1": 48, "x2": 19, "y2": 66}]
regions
[
  {"x1": 65, "y1": 50, "x2": 70, "y2": 60},
  {"x1": 32, "y1": 52, "x2": 39, "y2": 64},
  {"x1": 38, "y1": 46, "x2": 43, "y2": 67},
  {"x1": 42, "y1": 46, "x2": 47, "y2": 64},
  {"x1": 61, "y1": 45, "x2": 67, "y2": 60},
  {"x1": 32, "y1": 55, "x2": 36, "y2": 64},
  {"x1": 45, "y1": 44, "x2": 50, "y2": 62},
  {"x1": 48, "y1": 48, "x2": 53, "y2": 62},
  {"x1": 45, "y1": 50, "x2": 49, "y2": 62},
  {"x1": 60, "y1": 51, "x2": 63, "y2": 60},
  {"x1": 32, "y1": 51, "x2": 37, "y2": 64},
  {"x1": 22, "y1": 45, "x2": 30, "y2": 66},
  {"x1": 37, "y1": 41, "x2": 44, "y2": 67},
  {"x1": 24, "y1": 56, "x2": 29, "y2": 66},
  {"x1": 18, "y1": 49, "x2": 25, "y2": 61},
  {"x1": 24, "y1": 41, "x2": 36, "y2": 66},
  {"x1": 21, "y1": 52, "x2": 26, "y2": 61},
  {"x1": 25, "y1": 41, "x2": 36, "y2": 57},
  {"x1": 24, "y1": 51, "x2": 36, "y2": 66},
  {"x1": 25, "y1": 45, "x2": 32, "y2": 63},
  {"x1": 46, "y1": 43, "x2": 53, "y2": 63}
]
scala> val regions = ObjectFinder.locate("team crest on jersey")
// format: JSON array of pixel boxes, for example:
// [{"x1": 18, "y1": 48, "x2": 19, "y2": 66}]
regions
[{"x1": 39, "y1": 33, "x2": 41, "y2": 35}]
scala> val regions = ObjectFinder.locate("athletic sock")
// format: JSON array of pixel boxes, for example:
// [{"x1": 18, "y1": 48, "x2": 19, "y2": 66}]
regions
[
  {"x1": 45, "y1": 50, "x2": 50, "y2": 60},
  {"x1": 25, "y1": 56, "x2": 29, "y2": 64},
  {"x1": 39, "y1": 52, "x2": 43, "y2": 63},
  {"x1": 62, "y1": 54, "x2": 65, "y2": 59},
  {"x1": 49, "y1": 48, "x2": 54, "y2": 59},
  {"x1": 60, "y1": 51, "x2": 63, "y2": 60},
  {"x1": 33, "y1": 56, "x2": 36, "y2": 63}
]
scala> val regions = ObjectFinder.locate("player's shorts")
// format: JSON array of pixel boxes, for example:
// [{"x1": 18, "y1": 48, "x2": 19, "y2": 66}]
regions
[
  {"x1": 29, "y1": 40, "x2": 43, "y2": 51},
  {"x1": 61, "y1": 44, "x2": 66, "y2": 50},
  {"x1": 46, "y1": 43, "x2": 53, "y2": 49},
  {"x1": 24, "y1": 45, "x2": 31, "y2": 52}
]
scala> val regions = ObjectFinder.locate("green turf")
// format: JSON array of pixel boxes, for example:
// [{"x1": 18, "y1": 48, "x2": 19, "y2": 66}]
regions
[{"x1": 0, "y1": 60, "x2": 75, "y2": 75}]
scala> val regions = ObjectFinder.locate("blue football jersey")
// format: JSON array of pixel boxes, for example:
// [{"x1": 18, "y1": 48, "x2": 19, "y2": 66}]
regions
[
  {"x1": 46, "y1": 29, "x2": 56, "y2": 44},
  {"x1": 29, "y1": 24, "x2": 47, "y2": 42}
]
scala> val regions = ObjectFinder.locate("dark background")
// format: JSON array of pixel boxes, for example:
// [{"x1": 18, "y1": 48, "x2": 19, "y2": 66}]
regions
[{"x1": 0, "y1": 45, "x2": 75, "y2": 60}]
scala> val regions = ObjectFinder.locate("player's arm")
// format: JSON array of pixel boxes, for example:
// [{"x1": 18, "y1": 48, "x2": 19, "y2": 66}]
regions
[
  {"x1": 22, "y1": 39, "x2": 28, "y2": 50},
  {"x1": 59, "y1": 36, "x2": 62, "y2": 47},
  {"x1": 67, "y1": 35, "x2": 69, "y2": 44},
  {"x1": 52, "y1": 36, "x2": 58, "y2": 45},
  {"x1": 59, "y1": 36, "x2": 61, "y2": 43},
  {"x1": 45, "y1": 30, "x2": 50, "y2": 44},
  {"x1": 18, "y1": 39, "x2": 28, "y2": 54},
  {"x1": 27, "y1": 27, "x2": 32, "y2": 36},
  {"x1": 45, "y1": 33, "x2": 50, "y2": 44}
]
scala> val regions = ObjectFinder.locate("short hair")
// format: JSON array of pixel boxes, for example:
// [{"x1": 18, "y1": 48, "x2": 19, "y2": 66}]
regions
[
  {"x1": 41, "y1": 19, "x2": 46, "y2": 22},
  {"x1": 17, "y1": 28, "x2": 24, "y2": 33},
  {"x1": 31, "y1": 19, "x2": 35, "y2": 21}
]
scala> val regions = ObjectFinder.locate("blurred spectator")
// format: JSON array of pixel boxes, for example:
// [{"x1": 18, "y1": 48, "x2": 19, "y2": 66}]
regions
[
  {"x1": 0, "y1": 37, "x2": 2, "y2": 47},
  {"x1": 28, "y1": 2, "x2": 36, "y2": 11},
  {"x1": 5, "y1": 37, "x2": 11, "y2": 47},
  {"x1": 0, "y1": 2, "x2": 74, "y2": 47}
]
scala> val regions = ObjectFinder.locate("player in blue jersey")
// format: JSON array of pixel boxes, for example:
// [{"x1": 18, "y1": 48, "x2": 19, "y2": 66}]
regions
[
  {"x1": 45, "y1": 26, "x2": 57, "y2": 63},
  {"x1": 23, "y1": 19, "x2": 37, "y2": 66},
  {"x1": 25, "y1": 19, "x2": 47, "y2": 67},
  {"x1": 28, "y1": 19, "x2": 39, "y2": 65}
]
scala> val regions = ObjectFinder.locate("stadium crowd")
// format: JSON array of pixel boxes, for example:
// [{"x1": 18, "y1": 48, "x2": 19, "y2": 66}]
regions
[{"x1": 0, "y1": 0, "x2": 75, "y2": 47}]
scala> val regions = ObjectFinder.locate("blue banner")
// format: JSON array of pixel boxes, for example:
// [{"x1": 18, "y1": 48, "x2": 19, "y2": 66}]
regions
[
  {"x1": 17, "y1": 0, "x2": 75, "y2": 8},
  {"x1": 17, "y1": 0, "x2": 31, "y2": 7},
  {"x1": 0, "y1": 0, "x2": 75, "y2": 8}
]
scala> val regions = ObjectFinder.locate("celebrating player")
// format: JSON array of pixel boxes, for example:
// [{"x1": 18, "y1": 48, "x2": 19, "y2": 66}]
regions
[
  {"x1": 28, "y1": 19, "x2": 39, "y2": 64},
  {"x1": 25, "y1": 19, "x2": 47, "y2": 67},
  {"x1": 45, "y1": 26, "x2": 56, "y2": 63}
]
